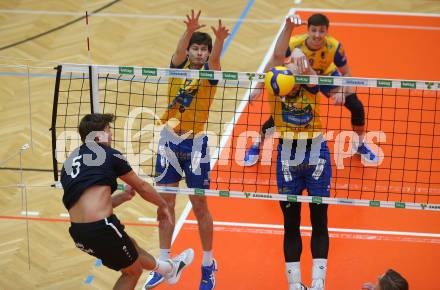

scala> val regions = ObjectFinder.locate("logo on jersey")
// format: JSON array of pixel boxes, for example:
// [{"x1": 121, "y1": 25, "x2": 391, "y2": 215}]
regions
[
  {"x1": 281, "y1": 103, "x2": 313, "y2": 126},
  {"x1": 169, "y1": 84, "x2": 198, "y2": 113}
]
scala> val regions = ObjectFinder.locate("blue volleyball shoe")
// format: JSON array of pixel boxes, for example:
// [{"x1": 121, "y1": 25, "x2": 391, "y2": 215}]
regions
[
  {"x1": 356, "y1": 141, "x2": 379, "y2": 165},
  {"x1": 143, "y1": 271, "x2": 164, "y2": 289},
  {"x1": 244, "y1": 143, "x2": 261, "y2": 166},
  {"x1": 143, "y1": 248, "x2": 194, "y2": 289},
  {"x1": 200, "y1": 259, "x2": 218, "y2": 290}
]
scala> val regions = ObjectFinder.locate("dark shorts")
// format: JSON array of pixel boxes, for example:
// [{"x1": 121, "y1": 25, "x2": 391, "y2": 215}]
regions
[
  {"x1": 319, "y1": 70, "x2": 341, "y2": 98},
  {"x1": 276, "y1": 136, "x2": 331, "y2": 197},
  {"x1": 155, "y1": 128, "x2": 211, "y2": 189},
  {"x1": 69, "y1": 214, "x2": 139, "y2": 271}
]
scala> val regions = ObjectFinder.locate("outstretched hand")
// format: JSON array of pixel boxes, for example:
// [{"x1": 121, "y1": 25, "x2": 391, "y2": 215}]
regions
[
  {"x1": 211, "y1": 19, "x2": 230, "y2": 41},
  {"x1": 286, "y1": 14, "x2": 306, "y2": 28},
  {"x1": 291, "y1": 48, "x2": 308, "y2": 74},
  {"x1": 184, "y1": 9, "x2": 206, "y2": 32}
]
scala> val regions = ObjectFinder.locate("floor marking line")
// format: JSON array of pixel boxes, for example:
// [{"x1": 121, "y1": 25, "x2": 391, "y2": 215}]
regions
[{"x1": 184, "y1": 219, "x2": 440, "y2": 238}]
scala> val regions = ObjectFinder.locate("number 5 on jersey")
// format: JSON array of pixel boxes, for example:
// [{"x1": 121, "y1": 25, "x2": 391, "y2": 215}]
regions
[{"x1": 71, "y1": 155, "x2": 83, "y2": 178}]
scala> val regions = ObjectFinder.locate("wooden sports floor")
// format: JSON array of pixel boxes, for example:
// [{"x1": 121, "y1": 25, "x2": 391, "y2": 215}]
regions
[{"x1": 0, "y1": 1, "x2": 439, "y2": 289}]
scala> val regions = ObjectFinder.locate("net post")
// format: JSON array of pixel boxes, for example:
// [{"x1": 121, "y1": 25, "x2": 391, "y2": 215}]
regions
[
  {"x1": 88, "y1": 65, "x2": 100, "y2": 113},
  {"x1": 50, "y1": 65, "x2": 62, "y2": 181}
]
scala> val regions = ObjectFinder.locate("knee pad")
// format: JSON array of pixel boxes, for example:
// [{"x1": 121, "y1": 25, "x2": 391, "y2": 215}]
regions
[
  {"x1": 262, "y1": 116, "x2": 275, "y2": 135},
  {"x1": 344, "y1": 93, "x2": 365, "y2": 126}
]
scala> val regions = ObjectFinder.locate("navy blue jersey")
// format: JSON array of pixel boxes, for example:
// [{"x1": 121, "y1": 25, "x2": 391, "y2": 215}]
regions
[{"x1": 61, "y1": 143, "x2": 132, "y2": 210}]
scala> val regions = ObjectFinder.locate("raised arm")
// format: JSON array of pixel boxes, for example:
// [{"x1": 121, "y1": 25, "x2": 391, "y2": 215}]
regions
[
  {"x1": 250, "y1": 15, "x2": 304, "y2": 102},
  {"x1": 171, "y1": 9, "x2": 206, "y2": 67},
  {"x1": 208, "y1": 19, "x2": 230, "y2": 70},
  {"x1": 271, "y1": 15, "x2": 303, "y2": 67}
]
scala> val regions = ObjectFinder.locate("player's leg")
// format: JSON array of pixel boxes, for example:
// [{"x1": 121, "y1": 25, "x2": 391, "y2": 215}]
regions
[
  {"x1": 129, "y1": 238, "x2": 195, "y2": 289},
  {"x1": 309, "y1": 204, "x2": 329, "y2": 290},
  {"x1": 322, "y1": 70, "x2": 378, "y2": 164},
  {"x1": 116, "y1": 259, "x2": 143, "y2": 290},
  {"x1": 304, "y1": 138, "x2": 331, "y2": 290},
  {"x1": 188, "y1": 194, "x2": 217, "y2": 290},
  {"x1": 342, "y1": 89, "x2": 378, "y2": 163},
  {"x1": 184, "y1": 135, "x2": 217, "y2": 290},
  {"x1": 244, "y1": 116, "x2": 275, "y2": 166},
  {"x1": 144, "y1": 137, "x2": 183, "y2": 289},
  {"x1": 143, "y1": 185, "x2": 179, "y2": 289},
  {"x1": 277, "y1": 140, "x2": 308, "y2": 290},
  {"x1": 69, "y1": 215, "x2": 143, "y2": 290},
  {"x1": 280, "y1": 201, "x2": 308, "y2": 290}
]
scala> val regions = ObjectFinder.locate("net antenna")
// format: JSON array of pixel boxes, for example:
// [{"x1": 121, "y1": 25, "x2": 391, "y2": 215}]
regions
[
  {"x1": 89, "y1": 65, "x2": 100, "y2": 113},
  {"x1": 51, "y1": 64, "x2": 100, "y2": 181}
]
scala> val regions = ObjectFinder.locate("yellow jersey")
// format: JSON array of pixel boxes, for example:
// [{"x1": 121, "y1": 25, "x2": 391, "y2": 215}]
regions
[
  {"x1": 268, "y1": 84, "x2": 323, "y2": 140},
  {"x1": 160, "y1": 59, "x2": 218, "y2": 135},
  {"x1": 288, "y1": 34, "x2": 347, "y2": 75}
]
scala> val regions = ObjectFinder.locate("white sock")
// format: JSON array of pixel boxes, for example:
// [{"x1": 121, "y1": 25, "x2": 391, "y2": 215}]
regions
[
  {"x1": 159, "y1": 248, "x2": 171, "y2": 261},
  {"x1": 153, "y1": 258, "x2": 172, "y2": 276},
  {"x1": 286, "y1": 262, "x2": 301, "y2": 284},
  {"x1": 252, "y1": 141, "x2": 261, "y2": 148},
  {"x1": 312, "y1": 258, "x2": 327, "y2": 286},
  {"x1": 358, "y1": 133, "x2": 366, "y2": 145},
  {"x1": 202, "y1": 250, "x2": 213, "y2": 267}
]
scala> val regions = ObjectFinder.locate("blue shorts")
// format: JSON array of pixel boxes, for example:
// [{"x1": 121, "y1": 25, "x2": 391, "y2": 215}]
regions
[
  {"x1": 319, "y1": 70, "x2": 341, "y2": 98},
  {"x1": 276, "y1": 136, "x2": 331, "y2": 197},
  {"x1": 155, "y1": 129, "x2": 210, "y2": 189}
]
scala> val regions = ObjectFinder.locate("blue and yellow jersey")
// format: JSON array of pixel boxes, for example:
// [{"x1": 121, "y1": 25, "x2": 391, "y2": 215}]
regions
[
  {"x1": 268, "y1": 84, "x2": 322, "y2": 139},
  {"x1": 160, "y1": 59, "x2": 218, "y2": 134},
  {"x1": 287, "y1": 34, "x2": 347, "y2": 75}
]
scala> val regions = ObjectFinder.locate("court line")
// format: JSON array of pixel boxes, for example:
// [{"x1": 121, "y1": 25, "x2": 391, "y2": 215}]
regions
[
  {"x1": 221, "y1": 0, "x2": 255, "y2": 56},
  {"x1": 184, "y1": 224, "x2": 440, "y2": 244},
  {"x1": 2, "y1": 8, "x2": 439, "y2": 19},
  {"x1": 331, "y1": 22, "x2": 440, "y2": 31},
  {"x1": 0, "y1": 215, "x2": 158, "y2": 228},
  {"x1": 0, "y1": 9, "x2": 438, "y2": 29},
  {"x1": 20, "y1": 211, "x2": 39, "y2": 216},
  {"x1": 292, "y1": 7, "x2": 440, "y2": 17},
  {"x1": 0, "y1": 166, "x2": 53, "y2": 172},
  {"x1": 5, "y1": 214, "x2": 439, "y2": 241},
  {"x1": 183, "y1": 220, "x2": 440, "y2": 238}
]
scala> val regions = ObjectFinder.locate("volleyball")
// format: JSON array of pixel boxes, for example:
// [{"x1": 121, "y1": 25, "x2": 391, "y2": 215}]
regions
[{"x1": 264, "y1": 66, "x2": 295, "y2": 96}]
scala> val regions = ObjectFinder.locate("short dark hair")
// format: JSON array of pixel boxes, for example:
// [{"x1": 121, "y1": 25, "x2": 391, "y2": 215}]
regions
[
  {"x1": 379, "y1": 269, "x2": 408, "y2": 290},
  {"x1": 188, "y1": 32, "x2": 212, "y2": 52},
  {"x1": 78, "y1": 113, "x2": 115, "y2": 143},
  {"x1": 307, "y1": 13, "x2": 330, "y2": 28}
]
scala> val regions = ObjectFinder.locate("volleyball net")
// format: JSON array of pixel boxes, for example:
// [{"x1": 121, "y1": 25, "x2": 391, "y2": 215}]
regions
[{"x1": 51, "y1": 63, "x2": 440, "y2": 211}]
